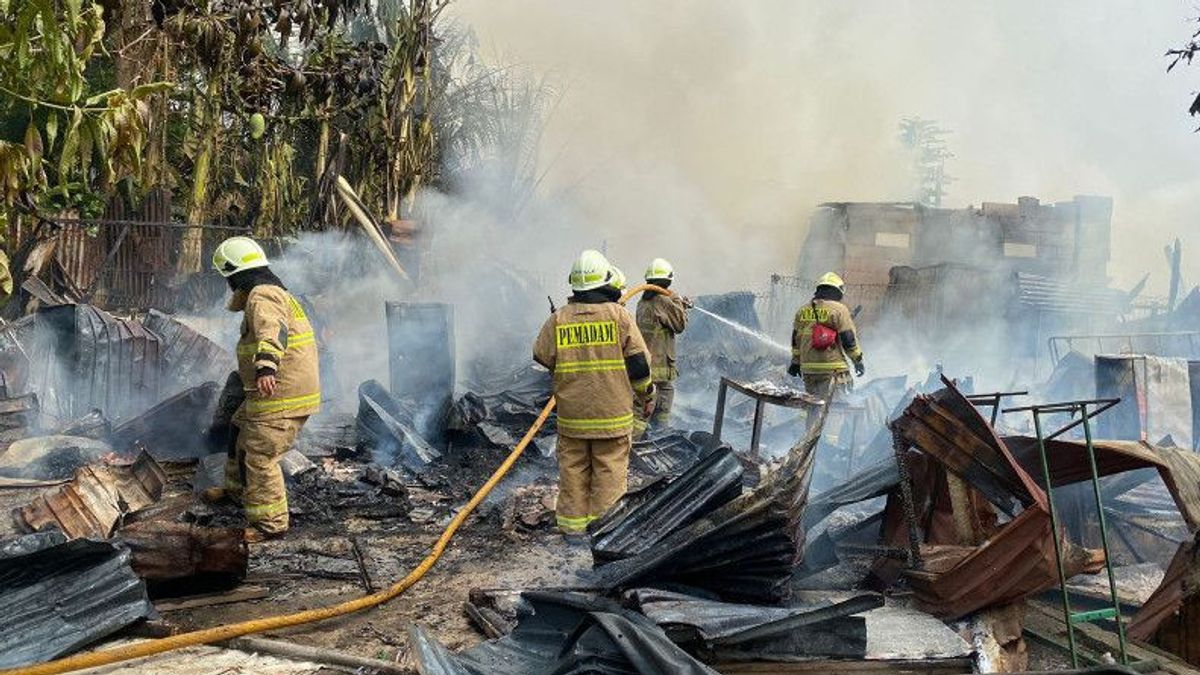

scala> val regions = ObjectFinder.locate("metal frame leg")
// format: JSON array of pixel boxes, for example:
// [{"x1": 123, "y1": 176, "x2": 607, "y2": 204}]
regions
[
  {"x1": 1034, "y1": 410, "x2": 1079, "y2": 667},
  {"x1": 1080, "y1": 407, "x2": 1129, "y2": 664},
  {"x1": 712, "y1": 380, "x2": 728, "y2": 440},
  {"x1": 749, "y1": 399, "x2": 765, "y2": 460}
]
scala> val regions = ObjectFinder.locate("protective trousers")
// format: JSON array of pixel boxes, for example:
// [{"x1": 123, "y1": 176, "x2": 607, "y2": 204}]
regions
[
  {"x1": 632, "y1": 380, "x2": 676, "y2": 440},
  {"x1": 651, "y1": 380, "x2": 675, "y2": 427},
  {"x1": 802, "y1": 372, "x2": 853, "y2": 430},
  {"x1": 223, "y1": 416, "x2": 308, "y2": 535},
  {"x1": 802, "y1": 371, "x2": 853, "y2": 400},
  {"x1": 555, "y1": 433, "x2": 631, "y2": 534}
]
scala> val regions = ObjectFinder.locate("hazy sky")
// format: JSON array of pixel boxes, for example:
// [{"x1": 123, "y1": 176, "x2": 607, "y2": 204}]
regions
[{"x1": 452, "y1": 1, "x2": 1200, "y2": 294}]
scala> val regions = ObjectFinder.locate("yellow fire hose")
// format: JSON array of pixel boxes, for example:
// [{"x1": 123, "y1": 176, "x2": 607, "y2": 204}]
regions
[{"x1": 6, "y1": 284, "x2": 671, "y2": 675}]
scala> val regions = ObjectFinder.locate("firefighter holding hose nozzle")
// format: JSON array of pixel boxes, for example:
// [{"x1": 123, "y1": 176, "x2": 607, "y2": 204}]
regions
[{"x1": 633, "y1": 258, "x2": 691, "y2": 438}]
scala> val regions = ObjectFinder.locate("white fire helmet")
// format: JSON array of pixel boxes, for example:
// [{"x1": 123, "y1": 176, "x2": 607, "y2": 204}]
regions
[
  {"x1": 569, "y1": 249, "x2": 614, "y2": 291},
  {"x1": 212, "y1": 236, "x2": 270, "y2": 277}
]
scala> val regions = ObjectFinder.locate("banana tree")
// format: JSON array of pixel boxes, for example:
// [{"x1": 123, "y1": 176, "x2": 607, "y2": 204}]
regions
[{"x1": 0, "y1": 0, "x2": 170, "y2": 218}]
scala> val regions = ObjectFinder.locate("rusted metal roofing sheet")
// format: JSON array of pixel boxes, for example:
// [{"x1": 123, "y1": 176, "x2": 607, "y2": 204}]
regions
[
  {"x1": 886, "y1": 378, "x2": 1119, "y2": 619},
  {"x1": 16, "y1": 452, "x2": 166, "y2": 539},
  {"x1": 1004, "y1": 437, "x2": 1200, "y2": 531},
  {"x1": 903, "y1": 507, "x2": 1105, "y2": 619},
  {"x1": 891, "y1": 376, "x2": 1045, "y2": 515},
  {"x1": 1128, "y1": 535, "x2": 1197, "y2": 643}
]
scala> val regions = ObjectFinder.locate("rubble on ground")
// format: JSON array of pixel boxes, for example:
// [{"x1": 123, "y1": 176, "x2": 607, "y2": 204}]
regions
[{"x1": 3, "y1": 297, "x2": 1200, "y2": 674}]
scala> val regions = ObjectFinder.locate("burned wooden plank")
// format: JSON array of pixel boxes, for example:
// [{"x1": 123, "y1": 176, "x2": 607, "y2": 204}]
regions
[
  {"x1": 463, "y1": 601, "x2": 510, "y2": 639},
  {"x1": 0, "y1": 392, "x2": 38, "y2": 419},
  {"x1": 118, "y1": 521, "x2": 247, "y2": 583},
  {"x1": 154, "y1": 585, "x2": 269, "y2": 612}
]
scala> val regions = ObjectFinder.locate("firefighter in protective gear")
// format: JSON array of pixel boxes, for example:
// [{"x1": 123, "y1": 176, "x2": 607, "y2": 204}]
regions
[
  {"x1": 534, "y1": 250, "x2": 652, "y2": 536},
  {"x1": 204, "y1": 237, "x2": 321, "y2": 543},
  {"x1": 633, "y1": 258, "x2": 689, "y2": 438},
  {"x1": 788, "y1": 272, "x2": 864, "y2": 402}
]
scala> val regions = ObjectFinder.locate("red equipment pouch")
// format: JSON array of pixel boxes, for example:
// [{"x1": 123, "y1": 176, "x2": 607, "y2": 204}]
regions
[
  {"x1": 811, "y1": 323, "x2": 837, "y2": 350},
  {"x1": 809, "y1": 299, "x2": 837, "y2": 350}
]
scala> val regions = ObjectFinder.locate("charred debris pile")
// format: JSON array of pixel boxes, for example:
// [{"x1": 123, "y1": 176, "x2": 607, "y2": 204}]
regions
[{"x1": 2, "y1": 294, "x2": 1200, "y2": 672}]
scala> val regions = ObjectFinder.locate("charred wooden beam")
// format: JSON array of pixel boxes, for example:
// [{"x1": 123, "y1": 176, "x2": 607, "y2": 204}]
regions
[{"x1": 117, "y1": 521, "x2": 247, "y2": 582}]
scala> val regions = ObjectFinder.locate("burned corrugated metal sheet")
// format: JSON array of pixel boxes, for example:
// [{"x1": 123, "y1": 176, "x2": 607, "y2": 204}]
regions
[
  {"x1": 410, "y1": 591, "x2": 717, "y2": 675},
  {"x1": 1015, "y1": 273, "x2": 1129, "y2": 316},
  {"x1": 589, "y1": 446, "x2": 744, "y2": 563},
  {"x1": 626, "y1": 587, "x2": 879, "y2": 658},
  {"x1": 806, "y1": 458, "x2": 898, "y2": 527},
  {"x1": 26, "y1": 304, "x2": 164, "y2": 421},
  {"x1": 1128, "y1": 533, "x2": 1200, "y2": 665},
  {"x1": 408, "y1": 624, "x2": 473, "y2": 675},
  {"x1": 891, "y1": 378, "x2": 1043, "y2": 516},
  {"x1": 593, "y1": 429, "x2": 818, "y2": 604},
  {"x1": 143, "y1": 310, "x2": 230, "y2": 393},
  {"x1": 17, "y1": 452, "x2": 166, "y2": 539},
  {"x1": 0, "y1": 531, "x2": 154, "y2": 668},
  {"x1": 110, "y1": 381, "x2": 220, "y2": 459},
  {"x1": 884, "y1": 378, "x2": 1117, "y2": 619},
  {"x1": 357, "y1": 379, "x2": 441, "y2": 472}
]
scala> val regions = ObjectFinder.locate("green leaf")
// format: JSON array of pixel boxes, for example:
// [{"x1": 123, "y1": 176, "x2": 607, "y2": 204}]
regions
[
  {"x1": 77, "y1": 120, "x2": 92, "y2": 176},
  {"x1": 83, "y1": 88, "x2": 120, "y2": 107},
  {"x1": 23, "y1": 122, "x2": 42, "y2": 164},
  {"x1": 57, "y1": 106, "x2": 82, "y2": 181},
  {"x1": 65, "y1": 0, "x2": 81, "y2": 26},
  {"x1": 129, "y1": 82, "x2": 175, "y2": 99},
  {"x1": 45, "y1": 112, "x2": 58, "y2": 152}
]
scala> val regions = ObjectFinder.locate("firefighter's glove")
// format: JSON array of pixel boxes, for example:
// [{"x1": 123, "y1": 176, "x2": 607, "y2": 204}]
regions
[
  {"x1": 787, "y1": 363, "x2": 801, "y2": 377},
  {"x1": 681, "y1": 296, "x2": 695, "y2": 309},
  {"x1": 637, "y1": 382, "x2": 657, "y2": 419},
  {"x1": 854, "y1": 360, "x2": 866, "y2": 377}
]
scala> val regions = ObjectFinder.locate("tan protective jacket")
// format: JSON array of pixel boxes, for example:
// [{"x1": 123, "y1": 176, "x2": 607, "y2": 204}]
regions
[
  {"x1": 231, "y1": 285, "x2": 321, "y2": 421},
  {"x1": 533, "y1": 301, "x2": 649, "y2": 439},
  {"x1": 636, "y1": 293, "x2": 687, "y2": 382},
  {"x1": 791, "y1": 298, "x2": 862, "y2": 375}
]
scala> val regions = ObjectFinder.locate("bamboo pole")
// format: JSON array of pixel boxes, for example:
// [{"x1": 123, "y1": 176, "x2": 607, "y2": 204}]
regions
[{"x1": 334, "y1": 175, "x2": 411, "y2": 283}]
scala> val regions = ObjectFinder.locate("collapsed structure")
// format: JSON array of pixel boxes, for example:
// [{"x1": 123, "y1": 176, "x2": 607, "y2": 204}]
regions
[{"x1": 1, "y1": 194, "x2": 1200, "y2": 675}]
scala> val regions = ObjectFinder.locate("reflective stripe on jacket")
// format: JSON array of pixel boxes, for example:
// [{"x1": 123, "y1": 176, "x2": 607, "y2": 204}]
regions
[
  {"x1": 533, "y1": 300, "x2": 649, "y2": 439},
  {"x1": 790, "y1": 298, "x2": 861, "y2": 375},
  {"x1": 636, "y1": 293, "x2": 687, "y2": 383},
  {"x1": 233, "y1": 285, "x2": 321, "y2": 421}
]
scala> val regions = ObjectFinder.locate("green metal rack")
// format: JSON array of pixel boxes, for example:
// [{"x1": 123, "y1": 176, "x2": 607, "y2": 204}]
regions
[{"x1": 1003, "y1": 397, "x2": 1128, "y2": 668}]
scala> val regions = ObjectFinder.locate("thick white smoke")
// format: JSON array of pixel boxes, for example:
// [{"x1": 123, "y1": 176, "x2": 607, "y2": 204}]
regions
[{"x1": 453, "y1": 0, "x2": 1200, "y2": 296}]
